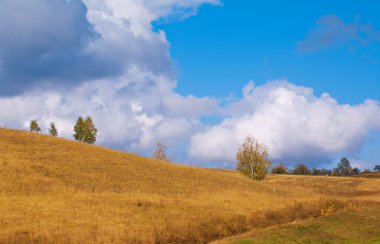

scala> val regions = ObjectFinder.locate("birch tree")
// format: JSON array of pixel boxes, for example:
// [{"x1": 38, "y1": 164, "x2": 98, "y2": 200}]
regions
[
  {"x1": 153, "y1": 141, "x2": 169, "y2": 161},
  {"x1": 236, "y1": 136, "x2": 270, "y2": 180}
]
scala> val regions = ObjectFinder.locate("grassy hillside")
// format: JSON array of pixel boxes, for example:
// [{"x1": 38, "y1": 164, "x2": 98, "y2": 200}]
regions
[
  {"x1": 1, "y1": 128, "x2": 380, "y2": 243},
  {"x1": 213, "y1": 206, "x2": 380, "y2": 244}
]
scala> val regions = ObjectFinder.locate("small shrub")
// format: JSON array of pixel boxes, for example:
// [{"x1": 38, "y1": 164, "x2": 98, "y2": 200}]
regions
[{"x1": 320, "y1": 202, "x2": 336, "y2": 218}]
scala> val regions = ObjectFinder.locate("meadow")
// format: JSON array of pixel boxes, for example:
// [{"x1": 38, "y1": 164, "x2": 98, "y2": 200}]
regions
[{"x1": 1, "y1": 128, "x2": 380, "y2": 243}]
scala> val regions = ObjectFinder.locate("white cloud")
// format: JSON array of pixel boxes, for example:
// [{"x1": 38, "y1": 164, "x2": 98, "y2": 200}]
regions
[
  {"x1": 0, "y1": 66, "x2": 219, "y2": 158},
  {"x1": 189, "y1": 80, "x2": 380, "y2": 167},
  {"x1": 84, "y1": 0, "x2": 220, "y2": 36},
  {"x1": 0, "y1": 0, "x2": 220, "y2": 95},
  {"x1": 0, "y1": 0, "x2": 220, "y2": 160}
]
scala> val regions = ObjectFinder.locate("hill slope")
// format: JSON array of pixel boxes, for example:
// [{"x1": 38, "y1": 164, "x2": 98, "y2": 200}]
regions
[
  {"x1": 1, "y1": 128, "x2": 380, "y2": 243},
  {"x1": 213, "y1": 206, "x2": 380, "y2": 244}
]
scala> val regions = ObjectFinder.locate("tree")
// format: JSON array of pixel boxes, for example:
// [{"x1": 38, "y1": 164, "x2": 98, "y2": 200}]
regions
[
  {"x1": 271, "y1": 163, "x2": 288, "y2": 174},
  {"x1": 321, "y1": 168, "x2": 332, "y2": 176},
  {"x1": 312, "y1": 168, "x2": 322, "y2": 176},
  {"x1": 73, "y1": 116, "x2": 97, "y2": 144},
  {"x1": 236, "y1": 136, "x2": 271, "y2": 181},
  {"x1": 48, "y1": 122, "x2": 58, "y2": 136},
  {"x1": 337, "y1": 157, "x2": 352, "y2": 175},
  {"x1": 153, "y1": 141, "x2": 169, "y2": 161},
  {"x1": 29, "y1": 119, "x2": 41, "y2": 133},
  {"x1": 352, "y1": 167, "x2": 361, "y2": 175},
  {"x1": 83, "y1": 116, "x2": 97, "y2": 144},
  {"x1": 333, "y1": 168, "x2": 341, "y2": 176},
  {"x1": 292, "y1": 164, "x2": 311, "y2": 175},
  {"x1": 73, "y1": 116, "x2": 85, "y2": 142},
  {"x1": 374, "y1": 165, "x2": 380, "y2": 172}
]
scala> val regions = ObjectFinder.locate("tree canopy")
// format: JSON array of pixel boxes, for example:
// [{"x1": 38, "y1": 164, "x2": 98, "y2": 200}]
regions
[
  {"x1": 29, "y1": 119, "x2": 41, "y2": 133},
  {"x1": 48, "y1": 122, "x2": 58, "y2": 136},
  {"x1": 73, "y1": 116, "x2": 97, "y2": 144},
  {"x1": 236, "y1": 136, "x2": 271, "y2": 181}
]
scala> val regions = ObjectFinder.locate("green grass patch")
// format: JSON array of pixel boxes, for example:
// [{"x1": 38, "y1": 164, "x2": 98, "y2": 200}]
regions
[{"x1": 225, "y1": 206, "x2": 380, "y2": 244}]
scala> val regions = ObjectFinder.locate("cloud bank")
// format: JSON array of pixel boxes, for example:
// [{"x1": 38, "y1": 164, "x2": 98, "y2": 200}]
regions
[
  {"x1": 189, "y1": 81, "x2": 380, "y2": 167},
  {"x1": 0, "y1": 1, "x2": 379, "y2": 168}
]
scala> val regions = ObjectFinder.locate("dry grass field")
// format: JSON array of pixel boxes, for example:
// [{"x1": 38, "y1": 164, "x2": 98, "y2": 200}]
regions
[{"x1": 1, "y1": 128, "x2": 380, "y2": 243}]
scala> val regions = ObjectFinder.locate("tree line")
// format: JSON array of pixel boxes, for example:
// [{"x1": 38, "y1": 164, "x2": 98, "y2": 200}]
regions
[
  {"x1": 29, "y1": 116, "x2": 97, "y2": 144},
  {"x1": 270, "y1": 157, "x2": 379, "y2": 176},
  {"x1": 234, "y1": 136, "x2": 379, "y2": 181},
  {"x1": 28, "y1": 121, "x2": 379, "y2": 180}
]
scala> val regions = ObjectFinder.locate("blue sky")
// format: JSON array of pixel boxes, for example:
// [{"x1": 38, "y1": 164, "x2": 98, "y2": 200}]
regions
[
  {"x1": 156, "y1": 0, "x2": 380, "y2": 168},
  {"x1": 0, "y1": 0, "x2": 379, "y2": 170},
  {"x1": 156, "y1": 0, "x2": 380, "y2": 104}
]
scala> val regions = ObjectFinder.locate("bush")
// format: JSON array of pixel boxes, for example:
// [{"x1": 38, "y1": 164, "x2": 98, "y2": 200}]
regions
[
  {"x1": 236, "y1": 136, "x2": 271, "y2": 181},
  {"x1": 320, "y1": 202, "x2": 336, "y2": 218},
  {"x1": 374, "y1": 165, "x2": 380, "y2": 172}
]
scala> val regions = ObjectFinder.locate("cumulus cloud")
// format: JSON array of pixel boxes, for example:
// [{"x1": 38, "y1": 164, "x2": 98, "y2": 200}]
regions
[
  {"x1": 0, "y1": 66, "x2": 219, "y2": 159},
  {"x1": 84, "y1": 0, "x2": 220, "y2": 36},
  {"x1": 298, "y1": 14, "x2": 380, "y2": 52},
  {"x1": 0, "y1": 0, "x2": 101, "y2": 94},
  {"x1": 189, "y1": 80, "x2": 380, "y2": 167},
  {"x1": 0, "y1": 0, "x2": 220, "y2": 161},
  {"x1": 0, "y1": 0, "x2": 220, "y2": 95}
]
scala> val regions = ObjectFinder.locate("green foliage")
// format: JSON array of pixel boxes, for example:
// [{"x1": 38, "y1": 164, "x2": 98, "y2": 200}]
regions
[
  {"x1": 321, "y1": 168, "x2": 332, "y2": 176},
  {"x1": 73, "y1": 116, "x2": 97, "y2": 144},
  {"x1": 292, "y1": 164, "x2": 311, "y2": 175},
  {"x1": 352, "y1": 167, "x2": 361, "y2": 175},
  {"x1": 153, "y1": 141, "x2": 169, "y2": 161},
  {"x1": 337, "y1": 157, "x2": 352, "y2": 175},
  {"x1": 83, "y1": 116, "x2": 97, "y2": 144},
  {"x1": 271, "y1": 163, "x2": 288, "y2": 174},
  {"x1": 312, "y1": 168, "x2": 322, "y2": 175},
  {"x1": 374, "y1": 165, "x2": 380, "y2": 172},
  {"x1": 236, "y1": 136, "x2": 271, "y2": 181},
  {"x1": 29, "y1": 119, "x2": 41, "y2": 133},
  {"x1": 48, "y1": 122, "x2": 58, "y2": 136},
  {"x1": 73, "y1": 116, "x2": 85, "y2": 141},
  {"x1": 333, "y1": 168, "x2": 341, "y2": 176}
]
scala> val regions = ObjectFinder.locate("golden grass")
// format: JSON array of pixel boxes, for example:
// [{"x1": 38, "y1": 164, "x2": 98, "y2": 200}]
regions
[{"x1": 1, "y1": 128, "x2": 380, "y2": 243}]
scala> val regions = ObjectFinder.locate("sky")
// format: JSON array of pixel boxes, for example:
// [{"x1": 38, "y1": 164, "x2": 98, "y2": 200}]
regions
[{"x1": 0, "y1": 0, "x2": 379, "y2": 170}]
